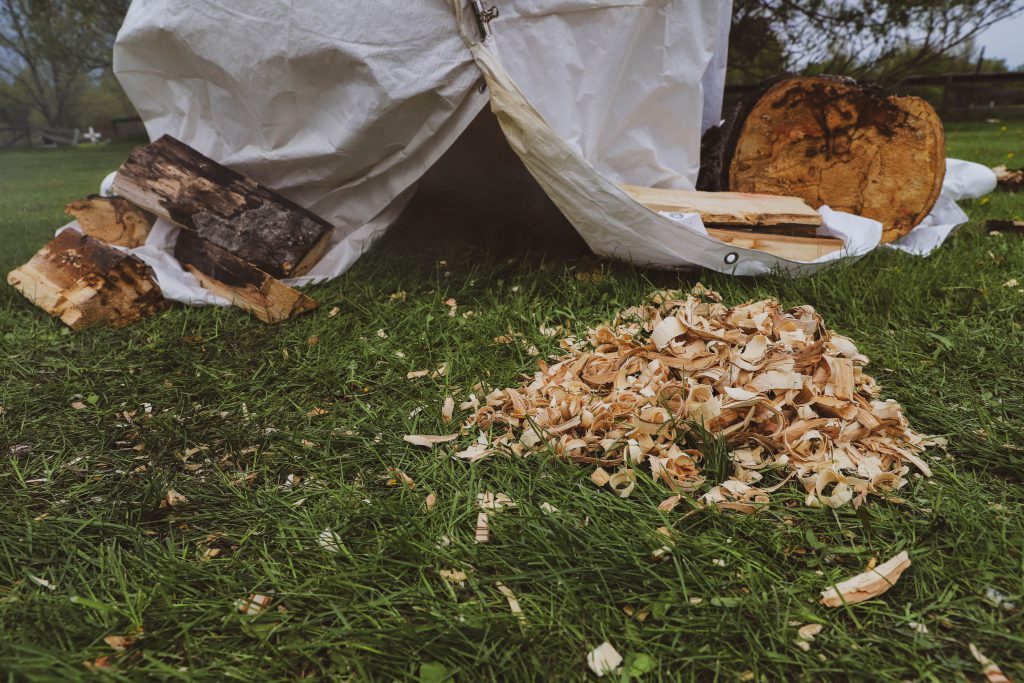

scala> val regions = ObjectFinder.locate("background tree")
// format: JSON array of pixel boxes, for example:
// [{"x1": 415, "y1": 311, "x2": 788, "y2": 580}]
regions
[
  {"x1": 729, "y1": 0, "x2": 1024, "y2": 84},
  {"x1": 0, "y1": 0, "x2": 130, "y2": 129}
]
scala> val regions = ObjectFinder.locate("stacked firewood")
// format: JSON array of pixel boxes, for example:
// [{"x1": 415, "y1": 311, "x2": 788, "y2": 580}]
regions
[{"x1": 7, "y1": 136, "x2": 332, "y2": 329}]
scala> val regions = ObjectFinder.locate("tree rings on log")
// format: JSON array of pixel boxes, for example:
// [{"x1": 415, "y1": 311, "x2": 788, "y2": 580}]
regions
[
  {"x1": 727, "y1": 76, "x2": 946, "y2": 243},
  {"x1": 7, "y1": 230, "x2": 166, "y2": 329}
]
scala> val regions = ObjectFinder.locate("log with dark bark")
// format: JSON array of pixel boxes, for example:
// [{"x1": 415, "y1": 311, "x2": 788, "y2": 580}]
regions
[
  {"x1": 174, "y1": 230, "x2": 317, "y2": 324},
  {"x1": 111, "y1": 135, "x2": 333, "y2": 278},
  {"x1": 7, "y1": 230, "x2": 166, "y2": 329},
  {"x1": 702, "y1": 76, "x2": 946, "y2": 243},
  {"x1": 64, "y1": 196, "x2": 156, "y2": 248}
]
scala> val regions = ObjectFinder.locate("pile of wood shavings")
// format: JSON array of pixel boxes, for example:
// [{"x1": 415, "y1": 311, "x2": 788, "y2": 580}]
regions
[{"x1": 449, "y1": 285, "x2": 932, "y2": 512}]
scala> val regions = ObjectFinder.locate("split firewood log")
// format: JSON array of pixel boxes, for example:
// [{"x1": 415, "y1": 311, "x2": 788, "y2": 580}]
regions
[
  {"x1": 702, "y1": 76, "x2": 946, "y2": 243},
  {"x1": 64, "y1": 196, "x2": 156, "y2": 248},
  {"x1": 111, "y1": 135, "x2": 333, "y2": 278},
  {"x1": 7, "y1": 230, "x2": 166, "y2": 329},
  {"x1": 174, "y1": 230, "x2": 317, "y2": 324}
]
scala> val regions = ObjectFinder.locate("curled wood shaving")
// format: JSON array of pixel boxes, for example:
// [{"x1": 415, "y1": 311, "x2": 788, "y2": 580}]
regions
[
  {"x1": 970, "y1": 643, "x2": 1011, "y2": 683},
  {"x1": 446, "y1": 286, "x2": 930, "y2": 513},
  {"x1": 442, "y1": 397, "x2": 455, "y2": 422},
  {"x1": 387, "y1": 467, "x2": 415, "y2": 489},
  {"x1": 425, "y1": 492, "x2": 437, "y2": 512},
  {"x1": 440, "y1": 568, "x2": 467, "y2": 585},
  {"x1": 477, "y1": 492, "x2": 516, "y2": 511},
  {"x1": 319, "y1": 529, "x2": 343, "y2": 553},
  {"x1": 103, "y1": 633, "x2": 141, "y2": 651},
  {"x1": 495, "y1": 582, "x2": 525, "y2": 622},
  {"x1": 820, "y1": 550, "x2": 911, "y2": 607},
  {"x1": 587, "y1": 641, "x2": 623, "y2": 676},
  {"x1": 404, "y1": 434, "x2": 459, "y2": 448},
  {"x1": 475, "y1": 512, "x2": 490, "y2": 543},
  {"x1": 236, "y1": 593, "x2": 273, "y2": 615}
]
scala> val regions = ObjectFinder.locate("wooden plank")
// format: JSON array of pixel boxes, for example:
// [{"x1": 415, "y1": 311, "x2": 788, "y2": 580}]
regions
[
  {"x1": 620, "y1": 184, "x2": 823, "y2": 230},
  {"x1": 7, "y1": 230, "x2": 166, "y2": 329},
  {"x1": 174, "y1": 230, "x2": 318, "y2": 324},
  {"x1": 704, "y1": 228, "x2": 844, "y2": 262},
  {"x1": 111, "y1": 135, "x2": 333, "y2": 279},
  {"x1": 64, "y1": 195, "x2": 156, "y2": 248}
]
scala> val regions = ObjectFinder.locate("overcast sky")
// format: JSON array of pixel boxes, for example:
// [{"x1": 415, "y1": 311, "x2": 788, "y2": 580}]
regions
[{"x1": 976, "y1": 12, "x2": 1024, "y2": 69}]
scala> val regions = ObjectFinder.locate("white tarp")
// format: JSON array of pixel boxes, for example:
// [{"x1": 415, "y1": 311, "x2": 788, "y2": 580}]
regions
[{"x1": 109, "y1": 0, "x2": 995, "y2": 305}]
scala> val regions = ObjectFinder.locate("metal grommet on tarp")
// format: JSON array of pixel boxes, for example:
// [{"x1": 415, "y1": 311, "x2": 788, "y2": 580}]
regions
[{"x1": 724, "y1": 252, "x2": 738, "y2": 265}]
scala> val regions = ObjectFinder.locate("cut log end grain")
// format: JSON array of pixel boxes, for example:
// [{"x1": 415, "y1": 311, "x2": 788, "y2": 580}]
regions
[
  {"x1": 64, "y1": 196, "x2": 156, "y2": 248},
  {"x1": 727, "y1": 76, "x2": 945, "y2": 243},
  {"x1": 111, "y1": 135, "x2": 333, "y2": 279},
  {"x1": 7, "y1": 230, "x2": 166, "y2": 329},
  {"x1": 174, "y1": 230, "x2": 317, "y2": 324}
]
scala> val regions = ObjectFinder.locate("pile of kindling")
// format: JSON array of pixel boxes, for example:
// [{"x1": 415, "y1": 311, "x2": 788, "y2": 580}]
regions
[{"x1": 447, "y1": 286, "x2": 932, "y2": 512}]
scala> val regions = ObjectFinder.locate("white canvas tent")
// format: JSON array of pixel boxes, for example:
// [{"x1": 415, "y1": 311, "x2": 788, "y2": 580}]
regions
[{"x1": 107, "y1": 0, "x2": 994, "y2": 305}]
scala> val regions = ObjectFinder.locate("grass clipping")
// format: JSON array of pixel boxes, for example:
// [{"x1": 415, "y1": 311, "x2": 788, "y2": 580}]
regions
[{"x1": 452, "y1": 286, "x2": 931, "y2": 512}]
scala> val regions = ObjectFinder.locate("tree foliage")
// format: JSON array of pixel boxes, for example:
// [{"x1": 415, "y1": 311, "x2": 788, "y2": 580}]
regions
[
  {"x1": 0, "y1": 0, "x2": 129, "y2": 128},
  {"x1": 730, "y1": 0, "x2": 1024, "y2": 84}
]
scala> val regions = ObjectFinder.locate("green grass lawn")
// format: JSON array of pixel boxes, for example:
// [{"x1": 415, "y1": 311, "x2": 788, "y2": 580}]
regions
[{"x1": 1, "y1": 127, "x2": 1022, "y2": 682}]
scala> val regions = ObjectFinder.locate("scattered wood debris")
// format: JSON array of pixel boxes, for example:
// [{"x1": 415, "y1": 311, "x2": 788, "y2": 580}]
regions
[
  {"x1": 993, "y1": 165, "x2": 1024, "y2": 192},
  {"x1": 820, "y1": 550, "x2": 911, "y2": 607},
  {"x1": 425, "y1": 493, "x2": 437, "y2": 512},
  {"x1": 445, "y1": 286, "x2": 931, "y2": 514},
  {"x1": 587, "y1": 641, "x2": 623, "y2": 677}
]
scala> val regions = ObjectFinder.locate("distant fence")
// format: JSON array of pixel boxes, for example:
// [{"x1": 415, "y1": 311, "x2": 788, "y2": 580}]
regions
[
  {"x1": 1, "y1": 116, "x2": 147, "y2": 149},
  {"x1": 724, "y1": 71, "x2": 1024, "y2": 120}
]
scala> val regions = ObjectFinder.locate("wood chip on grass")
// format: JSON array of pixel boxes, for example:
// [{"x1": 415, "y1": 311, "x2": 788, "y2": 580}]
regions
[{"x1": 820, "y1": 550, "x2": 911, "y2": 607}]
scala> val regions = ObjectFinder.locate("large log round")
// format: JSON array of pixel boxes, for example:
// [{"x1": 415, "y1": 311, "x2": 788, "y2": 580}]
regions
[{"x1": 727, "y1": 76, "x2": 945, "y2": 243}]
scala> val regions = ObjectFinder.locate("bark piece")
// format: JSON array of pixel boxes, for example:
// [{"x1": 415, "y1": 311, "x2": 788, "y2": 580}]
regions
[
  {"x1": 7, "y1": 230, "x2": 166, "y2": 329},
  {"x1": 173, "y1": 230, "x2": 317, "y2": 324},
  {"x1": 112, "y1": 135, "x2": 333, "y2": 278},
  {"x1": 620, "y1": 184, "x2": 822, "y2": 232},
  {"x1": 64, "y1": 196, "x2": 156, "y2": 248},
  {"x1": 725, "y1": 76, "x2": 945, "y2": 243},
  {"x1": 985, "y1": 219, "x2": 1024, "y2": 235},
  {"x1": 992, "y1": 165, "x2": 1024, "y2": 192}
]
